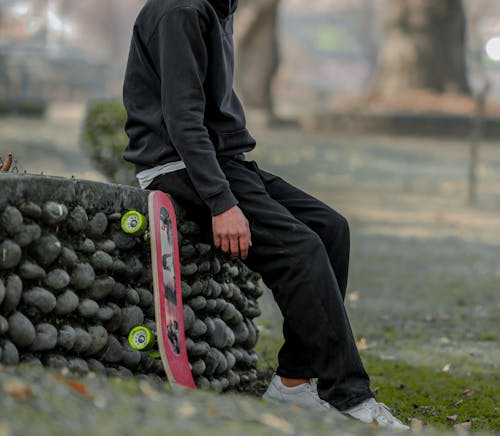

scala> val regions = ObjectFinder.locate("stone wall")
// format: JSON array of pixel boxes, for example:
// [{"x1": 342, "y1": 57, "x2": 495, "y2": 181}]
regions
[{"x1": 0, "y1": 174, "x2": 263, "y2": 391}]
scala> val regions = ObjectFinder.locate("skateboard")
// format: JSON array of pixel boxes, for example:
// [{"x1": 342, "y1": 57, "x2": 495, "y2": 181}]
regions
[{"x1": 122, "y1": 191, "x2": 196, "y2": 390}]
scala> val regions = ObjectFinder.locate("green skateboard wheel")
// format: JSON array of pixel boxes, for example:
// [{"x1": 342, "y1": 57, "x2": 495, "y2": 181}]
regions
[
  {"x1": 128, "y1": 326, "x2": 154, "y2": 351},
  {"x1": 121, "y1": 210, "x2": 147, "y2": 236}
]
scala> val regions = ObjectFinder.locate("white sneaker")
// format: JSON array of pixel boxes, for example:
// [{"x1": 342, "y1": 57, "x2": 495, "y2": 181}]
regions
[
  {"x1": 343, "y1": 398, "x2": 410, "y2": 430},
  {"x1": 262, "y1": 374, "x2": 332, "y2": 412}
]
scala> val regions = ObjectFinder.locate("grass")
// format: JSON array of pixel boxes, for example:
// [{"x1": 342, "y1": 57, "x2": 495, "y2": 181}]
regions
[
  {"x1": 364, "y1": 353, "x2": 500, "y2": 433},
  {"x1": 254, "y1": 331, "x2": 500, "y2": 433}
]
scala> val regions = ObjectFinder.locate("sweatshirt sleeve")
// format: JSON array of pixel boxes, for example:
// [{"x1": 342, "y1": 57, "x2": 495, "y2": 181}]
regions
[{"x1": 151, "y1": 7, "x2": 238, "y2": 216}]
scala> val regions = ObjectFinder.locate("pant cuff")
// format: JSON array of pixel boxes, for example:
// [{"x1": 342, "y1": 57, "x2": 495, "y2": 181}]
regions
[{"x1": 332, "y1": 391, "x2": 374, "y2": 412}]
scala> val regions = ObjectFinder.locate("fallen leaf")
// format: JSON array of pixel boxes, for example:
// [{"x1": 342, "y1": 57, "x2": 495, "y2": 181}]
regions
[
  {"x1": 139, "y1": 381, "x2": 159, "y2": 400},
  {"x1": 442, "y1": 363, "x2": 451, "y2": 372},
  {"x1": 438, "y1": 337, "x2": 451, "y2": 344},
  {"x1": 178, "y1": 401, "x2": 196, "y2": 419},
  {"x1": 259, "y1": 413, "x2": 294, "y2": 434},
  {"x1": 409, "y1": 418, "x2": 424, "y2": 431},
  {"x1": 3, "y1": 379, "x2": 33, "y2": 400},
  {"x1": 446, "y1": 414, "x2": 458, "y2": 422},
  {"x1": 66, "y1": 380, "x2": 90, "y2": 398},
  {"x1": 462, "y1": 390, "x2": 475, "y2": 398},
  {"x1": 450, "y1": 399, "x2": 463, "y2": 407},
  {"x1": 348, "y1": 291, "x2": 360, "y2": 303},
  {"x1": 454, "y1": 421, "x2": 472, "y2": 431},
  {"x1": 356, "y1": 338, "x2": 372, "y2": 351},
  {"x1": 93, "y1": 394, "x2": 107, "y2": 409}
]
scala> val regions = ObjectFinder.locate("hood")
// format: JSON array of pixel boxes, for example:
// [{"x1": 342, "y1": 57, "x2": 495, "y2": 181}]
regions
[{"x1": 208, "y1": 0, "x2": 238, "y2": 19}]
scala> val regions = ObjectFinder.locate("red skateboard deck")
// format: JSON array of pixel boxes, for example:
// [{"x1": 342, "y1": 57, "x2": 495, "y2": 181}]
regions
[{"x1": 148, "y1": 191, "x2": 196, "y2": 389}]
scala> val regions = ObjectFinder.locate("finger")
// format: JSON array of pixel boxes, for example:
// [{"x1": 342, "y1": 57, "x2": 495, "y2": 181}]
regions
[
  {"x1": 229, "y1": 234, "x2": 240, "y2": 257},
  {"x1": 221, "y1": 235, "x2": 230, "y2": 253},
  {"x1": 239, "y1": 237, "x2": 249, "y2": 259},
  {"x1": 213, "y1": 234, "x2": 221, "y2": 248}
]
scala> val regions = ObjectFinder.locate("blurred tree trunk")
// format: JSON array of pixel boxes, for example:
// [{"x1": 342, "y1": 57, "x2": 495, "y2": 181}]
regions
[
  {"x1": 372, "y1": 0, "x2": 470, "y2": 97},
  {"x1": 234, "y1": 0, "x2": 281, "y2": 123}
]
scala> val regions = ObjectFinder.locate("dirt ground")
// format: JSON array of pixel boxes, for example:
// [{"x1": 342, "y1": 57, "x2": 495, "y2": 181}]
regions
[{"x1": 1, "y1": 106, "x2": 499, "y2": 433}]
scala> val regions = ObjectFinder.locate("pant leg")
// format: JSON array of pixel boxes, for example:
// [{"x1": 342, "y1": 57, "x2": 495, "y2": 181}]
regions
[
  {"x1": 257, "y1": 167, "x2": 350, "y2": 299},
  {"x1": 220, "y1": 159, "x2": 372, "y2": 410}
]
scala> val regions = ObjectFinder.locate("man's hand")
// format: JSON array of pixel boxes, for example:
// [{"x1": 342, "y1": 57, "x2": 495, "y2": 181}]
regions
[{"x1": 212, "y1": 206, "x2": 252, "y2": 259}]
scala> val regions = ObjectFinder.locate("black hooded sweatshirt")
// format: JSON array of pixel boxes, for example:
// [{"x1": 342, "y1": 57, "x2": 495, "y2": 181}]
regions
[{"x1": 123, "y1": 0, "x2": 256, "y2": 216}]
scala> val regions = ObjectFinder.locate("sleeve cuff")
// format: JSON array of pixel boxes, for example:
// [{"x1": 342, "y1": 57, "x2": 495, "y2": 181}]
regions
[{"x1": 205, "y1": 187, "x2": 238, "y2": 216}]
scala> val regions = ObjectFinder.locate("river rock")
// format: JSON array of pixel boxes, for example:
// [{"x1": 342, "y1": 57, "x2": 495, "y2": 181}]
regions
[
  {"x1": 21, "y1": 354, "x2": 43, "y2": 368},
  {"x1": 88, "y1": 276, "x2": 115, "y2": 300},
  {"x1": 45, "y1": 269, "x2": 71, "y2": 292},
  {"x1": 1, "y1": 206, "x2": 23, "y2": 236},
  {"x1": 137, "y1": 288, "x2": 153, "y2": 307},
  {"x1": 30, "y1": 234, "x2": 61, "y2": 267},
  {"x1": 181, "y1": 282, "x2": 192, "y2": 298},
  {"x1": 42, "y1": 202, "x2": 68, "y2": 226},
  {"x1": 0, "y1": 339, "x2": 19, "y2": 365},
  {"x1": 59, "y1": 246, "x2": 78, "y2": 269},
  {"x1": 208, "y1": 279, "x2": 222, "y2": 298},
  {"x1": 2, "y1": 274, "x2": 22, "y2": 313},
  {"x1": 85, "y1": 326, "x2": 108, "y2": 355},
  {"x1": 87, "y1": 212, "x2": 108, "y2": 237},
  {"x1": 76, "y1": 238, "x2": 95, "y2": 255},
  {"x1": 209, "y1": 318, "x2": 235, "y2": 349},
  {"x1": 86, "y1": 358, "x2": 106, "y2": 374},
  {"x1": 182, "y1": 305, "x2": 195, "y2": 331},
  {"x1": 126, "y1": 288, "x2": 140, "y2": 305},
  {"x1": 221, "y1": 303, "x2": 243, "y2": 326},
  {"x1": 181, "y1": 263, "x2": 197, "y2": 276},
  {"x1": 188, "y1": 296, "x2": 206, "y2": 311},
  {"x1": 78, "y1": 299, "x2": 99, "y2": 317},
  {"x1": 118, "y1": 305, "x2": 144, "y2": 335},
  {"x1": 99, "y1": 335, "x2": 123, "y2": 363},
  {"x1": 18, "y1": 260, "x2": 46, "y2": 280},
  {"x1": 211, "y1": 258, "x2": 221, "y2": 274},
  {"x1": 0, "y1": 315, "x2": 8, "y2": 335},
  {"x1": 190, "y1": 319, "x2": 207, "y2": 337},
  {"x1": 8, "y1": 312, "x2": 35, "y2": 347},
  {"x1": 44, "y1": 355, "x2": 68, "y2": 369},
  {"x1": 189, "y1": 341, "x2": 210, "y2": 358},
  {"x1": 55, "y1": 290, "x2": 79, "y2": 315},
  {"x1": 19, "y1": 202, "x2": 41, "y2": 219},
  {"x1": 224, "y1": 351, "x2": 236, "y2": 370},
  {"x1": 120, "y1": 345, "x2": 141, "y2": 371},
  {"x1": 96, "y1": 304, "x2": 114, "y2": 321},
  {"x1": 180, "y1": 244, "x2": 195, "y2": 259},
  {"x1": 179, "y1": 221, "x2": 200, "y2": 235},
  {"x1": 233, "y1": 320, "x2": 249, "y2": 344},
  {"x1": 102, "y1": 303, "x2": 122, "y2": 332},
  {"x1": 191, "y1": 359, "x2": 206, "y2": 377},
  {"x1": 57, "y1": 325, "x2": 76, "y2": 350},
  {"x1": 30, "y1": 323, "x2": 58, "y2": 351},
  {"x1": 109, "y1": 281, "x2": 126, "y2": 302},
  {"x1": 124, "y1": 256, "x2": 142, "y2": 279},
  {"x1": 111, "y1": 231, "x2": 136, "y2": 251},
  {"x1": 70, "y1": 263, "x2": 95, "y2": 290},
  {"x1": 96, "y1": 239, "x2": 116, "y2": 253},
  {"x1": 0, "y1": 240, "x2": 22, "y2": 269},
  {"x1": 73, "y1": 328, "x2": 92, "y2": 353},
  {"x1": 67, "y1": 358, "x2": 89, "y2": 374},
  {"x1": 67, "y1": 206, "x2": 88, "y2": 233},
  {"x1": 22, "y1": 287, "x2": 56, "y2": 313},
  {"x1": 90, "y1": 251, "x2": 114, "y2": 271}
]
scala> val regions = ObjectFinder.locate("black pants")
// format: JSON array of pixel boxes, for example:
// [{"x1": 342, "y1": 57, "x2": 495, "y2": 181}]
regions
[{"x1": 149, "y1": 157, "x2": 373, "y2": 410}]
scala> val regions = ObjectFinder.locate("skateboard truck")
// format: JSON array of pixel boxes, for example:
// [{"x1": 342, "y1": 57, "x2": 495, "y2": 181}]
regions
[{"x1": 128, "y1": 326, "x2": 161, "y2": 358}]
